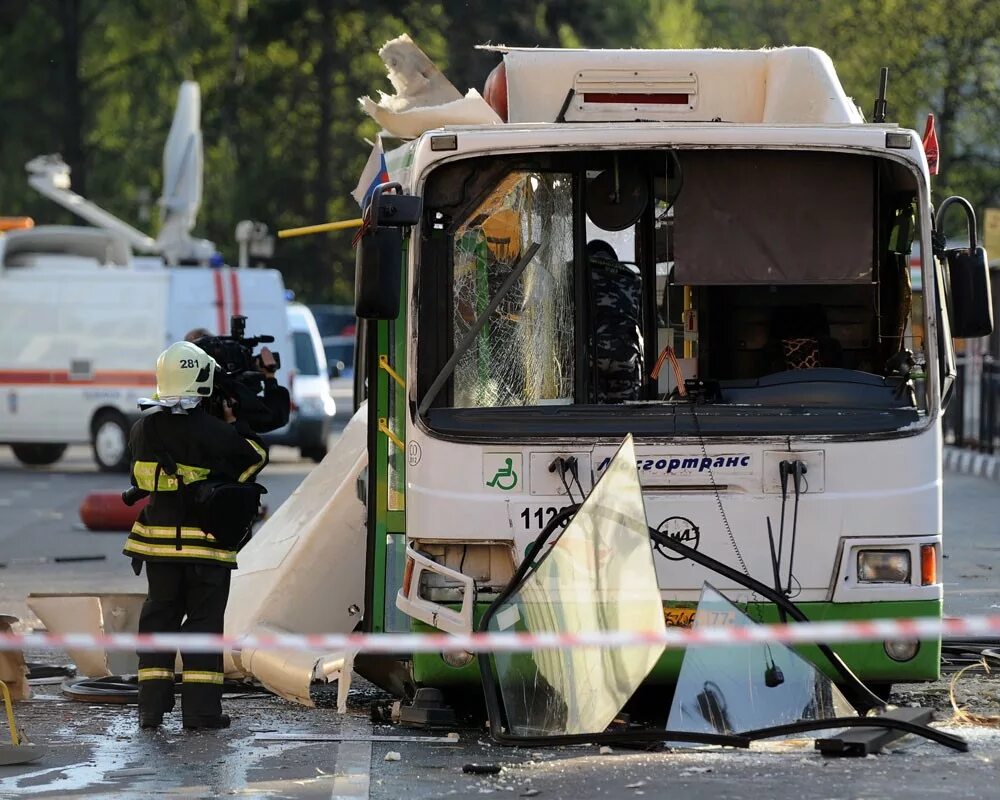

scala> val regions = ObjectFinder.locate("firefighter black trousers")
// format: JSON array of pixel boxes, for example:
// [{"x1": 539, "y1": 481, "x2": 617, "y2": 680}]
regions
[{"x1": 136, "y1": 561, "x2": 231, "y2": 722}]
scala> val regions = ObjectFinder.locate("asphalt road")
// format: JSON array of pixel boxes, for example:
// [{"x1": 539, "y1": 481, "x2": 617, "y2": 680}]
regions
[
  {"x1": 939, "y1": 471, "x2": 1000, "y2": 618},
  {"x1": 0, "y1": 450, "x2": 998, "y2": 799},
  {"x1": 0, "y1": 441, "x2": 320, "y2": 626}
]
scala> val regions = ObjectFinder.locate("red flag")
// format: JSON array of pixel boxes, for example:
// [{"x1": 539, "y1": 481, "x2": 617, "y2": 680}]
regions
[{"x1": 922, "y1": 114, "x2": 939, "y2": 176}]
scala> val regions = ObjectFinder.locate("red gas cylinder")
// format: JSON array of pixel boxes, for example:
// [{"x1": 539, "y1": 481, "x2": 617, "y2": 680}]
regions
[
  {"x1": 483, "y1": 60, "x2": 508, "y2": 122},
  {"x1": 79, "y1": 492, "x2": 148, "y2": 532}
]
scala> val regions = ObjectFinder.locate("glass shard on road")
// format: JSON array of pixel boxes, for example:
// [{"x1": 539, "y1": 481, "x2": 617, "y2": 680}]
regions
[{"x1": 666, "y1": 583, "x2": 855, "y2": 739}]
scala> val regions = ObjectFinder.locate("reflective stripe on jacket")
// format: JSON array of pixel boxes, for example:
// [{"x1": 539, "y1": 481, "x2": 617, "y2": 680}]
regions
[
  {"x1": 123, "y1": 406, "x2": 267, "y2": 569},
  {"x1": 123, "y1": 523, "x2": 238, "y2": 566}
]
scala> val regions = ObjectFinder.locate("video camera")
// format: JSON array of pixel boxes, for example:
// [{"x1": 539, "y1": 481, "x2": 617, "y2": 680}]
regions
[
  {"x1": 193, "y1": 315, "x2": 284, "y2": 428},
  {"x1": 196, "y1": 315, "x2": 280, "y2": 384}
]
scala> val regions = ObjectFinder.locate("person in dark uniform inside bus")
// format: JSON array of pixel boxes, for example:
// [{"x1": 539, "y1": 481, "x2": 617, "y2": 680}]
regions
[
  {"x1": 125, "y1": 341, "x2": 267, "y2": 730},
  {"x1": 587, "y1": 239, "x2": 644, "y2": 403}
]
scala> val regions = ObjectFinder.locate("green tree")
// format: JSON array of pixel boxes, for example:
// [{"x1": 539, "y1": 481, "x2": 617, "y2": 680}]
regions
[
  {"x1": 5, "y1": 1, "x2": 996, "y2": 304},
  {"x1": 649, "y1": 0, "x2": 1000, "y2": 221},
  {"x1": 642, "y1": 0, "x2": 703, "y2": 48}
]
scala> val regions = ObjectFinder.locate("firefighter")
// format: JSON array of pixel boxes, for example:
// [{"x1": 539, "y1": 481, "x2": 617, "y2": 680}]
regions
[{"x1": 124, "y1": 341, "x2": 267, "y2": 730}]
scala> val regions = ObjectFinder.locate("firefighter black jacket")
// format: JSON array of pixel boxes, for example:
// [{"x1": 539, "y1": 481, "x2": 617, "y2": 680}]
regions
[{"x1": 123, "y1": 406, "x2": 267, "y2": 568}]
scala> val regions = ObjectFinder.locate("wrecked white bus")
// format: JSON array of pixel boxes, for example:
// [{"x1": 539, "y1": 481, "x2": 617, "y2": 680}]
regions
[
  {"x1": 348, "y1": 46, "x2": 993, "y2": 705},
  {"x1": 223, "y1": 46, "x2": 993, "y2": 732}
]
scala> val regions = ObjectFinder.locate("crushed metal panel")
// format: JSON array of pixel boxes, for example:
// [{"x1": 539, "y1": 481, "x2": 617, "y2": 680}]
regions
[
  {"x1": 359, "y1": 34, "x2": 500, "y2": 138},
  {"x1": 233, "y1": 638, "x2": 320, "y2": 708},
  {"x1": 25, "y1": 594, "x2": 146, "y2": 678},
  {"x1": 487, "y1": 434, "x2": 664, "y2": 736},
  {"x1": 233, "y1": 628, "x2": 355, "y2": 709},
  {"x1": 224, "y1": 405, "x2": 368, "y2": 701}
]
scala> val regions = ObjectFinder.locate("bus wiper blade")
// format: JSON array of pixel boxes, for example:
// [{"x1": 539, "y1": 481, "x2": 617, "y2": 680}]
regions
[
  {"x1": 418, "y1": 242, "x2": 541, "y2": 416},
  {"x1": 679, "y1": 378, "x2": 723, "y2": 403}
]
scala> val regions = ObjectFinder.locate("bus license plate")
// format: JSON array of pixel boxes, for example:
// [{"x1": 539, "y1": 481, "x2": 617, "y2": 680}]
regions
[{"x1": 664, "y1": 607, "x2": 697, "y2": 628}]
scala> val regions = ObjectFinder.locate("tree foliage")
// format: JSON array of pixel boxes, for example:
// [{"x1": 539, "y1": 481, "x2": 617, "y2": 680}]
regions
[
  {"x1": 668, "y1": 0, "x2": 1000, "y2": 216},
  {"x1": 1, "y1": 1, "x2": 997, "y2": 302}
]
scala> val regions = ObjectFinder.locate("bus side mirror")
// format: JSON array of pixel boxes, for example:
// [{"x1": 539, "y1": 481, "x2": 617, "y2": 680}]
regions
[
  {"x1": 355, "y1": 183, "x2": 421, "y2": 321},
  {"x1": 935, "y1": 196, "x2": 993, "y2": 338}
]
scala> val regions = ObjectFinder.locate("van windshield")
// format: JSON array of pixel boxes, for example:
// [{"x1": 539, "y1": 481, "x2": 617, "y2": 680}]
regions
[
  {"x1": 417, "y1": 149, "x2": 931, "y2": 439},
  {"x1": 293, "y1": 331, "x2": 320, "y2": 376}
]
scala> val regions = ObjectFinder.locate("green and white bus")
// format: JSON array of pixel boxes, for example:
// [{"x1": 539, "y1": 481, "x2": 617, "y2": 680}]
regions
[{"x1": 230, "y1": 45, "x2": 993, "y2": 709}]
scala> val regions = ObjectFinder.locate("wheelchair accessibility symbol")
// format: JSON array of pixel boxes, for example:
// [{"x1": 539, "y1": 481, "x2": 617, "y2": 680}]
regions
[{"x1": 484, "y1": 453, "x2": 522, "y2": 492}]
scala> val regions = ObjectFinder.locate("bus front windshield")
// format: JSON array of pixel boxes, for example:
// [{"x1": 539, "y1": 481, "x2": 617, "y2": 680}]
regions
[{"x1": 417, "y1": 149, "x2": 930, "y2": 438}]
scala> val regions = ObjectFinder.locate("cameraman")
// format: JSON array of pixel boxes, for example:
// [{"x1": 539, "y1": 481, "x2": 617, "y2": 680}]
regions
[
  {"x1": 124, "y1": 341, "x2": 267, "y2": 730},
  {"x1": 185, "y1": 328, "x2": 290, "y2": 434}
]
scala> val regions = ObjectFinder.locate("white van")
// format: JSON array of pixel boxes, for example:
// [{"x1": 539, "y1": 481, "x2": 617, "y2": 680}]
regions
[
  {"x1": 0, "y1": 225, "x2": 291, "y2": 471},
  {"x1": 261, "y1": 303, "x2": 335, "y2": 461}
]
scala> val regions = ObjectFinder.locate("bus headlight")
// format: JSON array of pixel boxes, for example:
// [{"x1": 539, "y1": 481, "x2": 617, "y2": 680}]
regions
[
  {"x1": 884, "y1": 640, "x2": 920, "y2": 662},
  {"x1": 857, "y1": 550, "x2": 911, "y2": 583}
]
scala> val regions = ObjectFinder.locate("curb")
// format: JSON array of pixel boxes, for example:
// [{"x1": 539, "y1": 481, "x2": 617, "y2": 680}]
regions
[{"x1": 943, "y1": 445, "x2": 1000, "y2": 481}]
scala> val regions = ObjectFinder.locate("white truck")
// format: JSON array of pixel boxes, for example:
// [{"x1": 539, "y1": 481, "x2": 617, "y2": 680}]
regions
[
  {"x1": 0, "y1": 83, "x2": 291, "y2": 471},
  {"x1": 0, "y1": 229, "x2": 289, "y2": 470}
]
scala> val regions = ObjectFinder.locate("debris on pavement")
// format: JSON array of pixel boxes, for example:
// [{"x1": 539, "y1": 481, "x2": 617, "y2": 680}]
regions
[
  {"x1": 0, "y1": 615, "x2": 30, "y2": 700},
  {"x1": 463, "y1": 763, "x2": 503, "y2": 775},
  {"x1": 255, "y1": 732, "x2": 460, "y2": 743}
]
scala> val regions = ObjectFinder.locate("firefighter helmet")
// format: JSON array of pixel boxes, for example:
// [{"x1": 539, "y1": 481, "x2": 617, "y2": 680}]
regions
[{"x1": 155, "y1": 342, "x2": 217, "y2": 398}]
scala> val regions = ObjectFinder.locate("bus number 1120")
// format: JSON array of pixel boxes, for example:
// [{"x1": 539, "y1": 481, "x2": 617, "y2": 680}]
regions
[{"x1": 520, "y1": 506, "x2": 571, "y2": 530}]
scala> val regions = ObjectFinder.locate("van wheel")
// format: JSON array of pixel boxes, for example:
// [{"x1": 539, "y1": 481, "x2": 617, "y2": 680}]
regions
[
  {"x1": 92, "y1": 411, "x2": 130, "y2": 473},
  {"x1": 11, "y1": 443, "x2": 68, "y2": 466},
  {"x1": 301, "y1": 445, "x2": 327, "y2": 463}
]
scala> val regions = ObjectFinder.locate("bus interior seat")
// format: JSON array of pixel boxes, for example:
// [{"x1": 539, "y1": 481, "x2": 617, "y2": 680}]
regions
[{"x1": 765, "y1": 303, "x2": 844, "y2": 372}]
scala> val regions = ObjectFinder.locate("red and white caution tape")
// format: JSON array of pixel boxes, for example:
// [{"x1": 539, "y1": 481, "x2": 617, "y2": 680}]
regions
[{"x1": 3, "y1": 615, "x2": 1000, "y2": 655}]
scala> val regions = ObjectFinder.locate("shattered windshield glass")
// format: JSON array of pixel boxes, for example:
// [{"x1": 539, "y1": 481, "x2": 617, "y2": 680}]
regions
[
  {"x1": 486, "y1": 435, "x2": 664, "y2": 736},
  {"x1": 666, "y1": 583, "x2": 855, "y2": 739},
  {"x1": 452, "y1": 171, "x2": 575, "y2": 408}
]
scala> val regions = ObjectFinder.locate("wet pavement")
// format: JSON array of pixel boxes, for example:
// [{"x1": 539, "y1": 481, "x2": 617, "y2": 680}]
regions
[
  {"x1": 3, "y1": 686, "x2": 372, "y2": 798},
  {"x1": 3, "y1": 675, "x2": 999, "y2": 799}
]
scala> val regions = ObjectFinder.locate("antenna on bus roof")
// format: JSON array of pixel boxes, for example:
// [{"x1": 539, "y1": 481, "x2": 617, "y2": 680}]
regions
[{"x1": 872, "y1": 66, "x2": 889, "y2": 123}]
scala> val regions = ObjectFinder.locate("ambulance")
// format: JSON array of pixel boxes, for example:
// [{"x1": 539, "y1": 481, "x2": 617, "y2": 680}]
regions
[{"x1": 0, "y1": 83, "x2": 290, "y2": 471}]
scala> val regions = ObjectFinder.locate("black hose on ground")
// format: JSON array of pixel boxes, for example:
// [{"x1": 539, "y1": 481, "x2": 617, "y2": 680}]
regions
[{"x1": 940, "y1": 639, "x2": 1000, "y2": 673}]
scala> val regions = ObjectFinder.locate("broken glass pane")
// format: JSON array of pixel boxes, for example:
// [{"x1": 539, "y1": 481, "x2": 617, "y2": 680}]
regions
[
  {"x1": 487, "y1": 435, "x2": 664, "y2": 736},
  {"x1": 452, "y1": 171, "x2": 575, "y2": 408},
  {"x1": 666, "y1": 583, "x2": 855, "y2": 740}
]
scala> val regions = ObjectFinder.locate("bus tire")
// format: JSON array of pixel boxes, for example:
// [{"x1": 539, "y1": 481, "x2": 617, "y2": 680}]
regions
[
  {"x1": 11, "y1": 443, "x2": 68, "y2": 466},
  {"x1": 91, "y1": 411, "x2": 130, "y2": 473}
]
